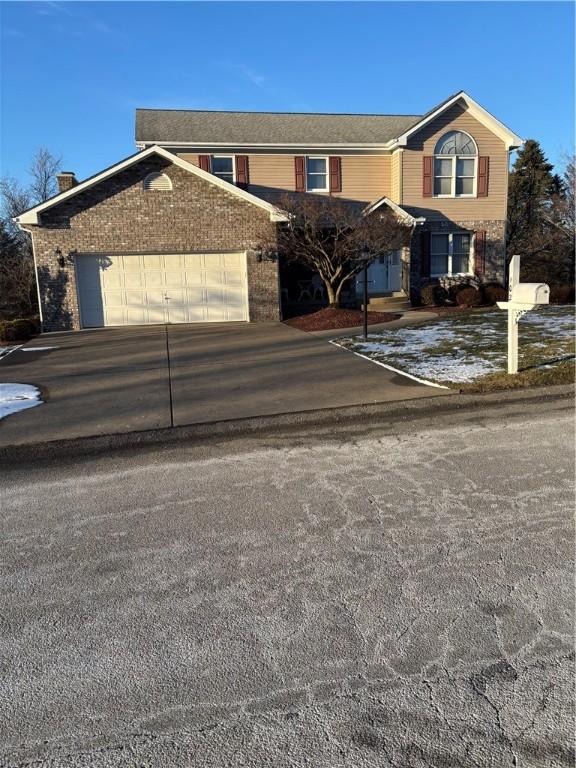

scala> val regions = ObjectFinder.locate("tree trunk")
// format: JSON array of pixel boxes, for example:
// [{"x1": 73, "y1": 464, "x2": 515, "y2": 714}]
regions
[{"x1": 324, "y1": 280, "x2": 340, "y2": 308}]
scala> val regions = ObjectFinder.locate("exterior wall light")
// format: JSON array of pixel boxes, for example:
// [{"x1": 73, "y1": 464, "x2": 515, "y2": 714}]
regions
[{"x1": 55, "y1": 248, "x2": 66, "y2": 268}]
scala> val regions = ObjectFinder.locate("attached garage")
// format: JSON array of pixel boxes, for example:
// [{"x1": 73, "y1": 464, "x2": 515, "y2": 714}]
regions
[
  {"x1": 76, "y1": 252, "x2": 249, "y2": 328},
  {"x1": 15, "y1": 146, "x2": 285, "y2": 332}
]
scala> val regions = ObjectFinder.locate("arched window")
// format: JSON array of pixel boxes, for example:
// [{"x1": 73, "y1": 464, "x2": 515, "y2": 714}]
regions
[
  {"x1": 433, "y1": 131, "x2": 477, "y2": 197},
  {"x1": 142, "y1": 172, "x2": 173, "y2": 191}
]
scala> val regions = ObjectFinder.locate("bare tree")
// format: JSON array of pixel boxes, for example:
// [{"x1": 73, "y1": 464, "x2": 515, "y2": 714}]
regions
[
  {"x1": 258, "y1": 194, "x2": 412, "y2": 308},
  {"x1": 0, "y1": 147, "x2": 62, "y2": 316},
  {"x1": 29, "y1": 147, "x2": 62, "y2": 203},
  {"x1": 0, "y1": 221, "x2": 36, "y2": 312},
  {"x1": 0, "y1": 177, "x2": 31, "y2": 239}
]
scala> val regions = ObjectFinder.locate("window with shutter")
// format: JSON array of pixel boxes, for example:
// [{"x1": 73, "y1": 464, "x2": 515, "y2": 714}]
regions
[
  {"x1": 306, "y1": 157, "x2": 328, "y2": 192},
  {"x1": 198, "y1": 155, "x2": 211, "y2": 172},
  {"x1": 329, "y1": 157, "x2": 342, "y2": 193},
  {"x1": 477, "y1": 157, "x2": 489, "y2": 197},
  {"x1": 211, "y1": 156, "x2": 235, "y2": 183},
  {"x1": 432, "y1": 131, "x2": 479, "y2": 197},
  {"x1": 474, "y1": 231, "x2": 486, "y2": 274},
  {"x1": 235, "y1": 156, "x2": 249, "y2": 187},
  {"x1": 294, "y1": 156, "x2": 306, "y2": 192}
]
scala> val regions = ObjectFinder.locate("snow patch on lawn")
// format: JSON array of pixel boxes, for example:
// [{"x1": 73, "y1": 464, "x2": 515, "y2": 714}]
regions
[
  {"x1": 336, "y1": 307, "x2": 575, "y2": 385},
  {"x1": 0, "y1": 383, "x2": 43, "y2": 419}
]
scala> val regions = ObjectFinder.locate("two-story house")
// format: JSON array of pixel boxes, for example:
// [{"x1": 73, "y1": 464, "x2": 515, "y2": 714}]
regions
[{"x1": 16, "y1": 91, "x2": 522, "y2": 331}]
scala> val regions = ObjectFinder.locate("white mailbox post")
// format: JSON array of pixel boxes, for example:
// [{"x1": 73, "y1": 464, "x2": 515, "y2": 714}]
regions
[{"x1": 497, "y1": 254, "x2": 550, "y2": 374}]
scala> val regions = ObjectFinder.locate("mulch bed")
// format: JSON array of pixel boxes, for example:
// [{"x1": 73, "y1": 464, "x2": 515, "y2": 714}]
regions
[
  {"x1": 411, "y1": 305, "x2": 484, "y2": 314},
  {"x1": 284, "y1": 308, "x2": 401, "y2": 331}
]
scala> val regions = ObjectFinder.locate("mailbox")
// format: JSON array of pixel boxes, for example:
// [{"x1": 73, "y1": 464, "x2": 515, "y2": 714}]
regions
[{"x1": 510, "y1": 283, "x2": 549, "y2": 306}]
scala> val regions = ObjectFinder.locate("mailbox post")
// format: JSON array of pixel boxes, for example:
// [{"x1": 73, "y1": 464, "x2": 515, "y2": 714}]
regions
[{"x1": 497, "y1": 254, "x2": 550, "y2": 374}]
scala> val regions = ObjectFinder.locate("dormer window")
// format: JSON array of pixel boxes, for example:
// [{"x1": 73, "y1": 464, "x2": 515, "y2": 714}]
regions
[
  {"x1": 143, "y1": 172, "x2": 172, "y2": 191},
  {"x1": 433, "y1": 131, "x2": 477, "y2": 197}
]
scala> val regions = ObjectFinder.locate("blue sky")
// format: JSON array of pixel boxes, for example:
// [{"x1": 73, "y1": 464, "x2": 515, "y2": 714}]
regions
[{"x1": 1, "y1": 1, "x2": 574, "y2": 185}]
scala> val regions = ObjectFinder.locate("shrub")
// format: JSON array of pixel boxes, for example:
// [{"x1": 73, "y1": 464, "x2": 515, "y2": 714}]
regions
[
  {"x1": 483, "y1": 283, "x2": 508, "y2": 305},
  {"x1": 0, "y1": 318, "x2": 39, "y2": 342},
  {"x1": 420, "y1": 282, "x2": 448, "y2": 307},
  {"x1": 549, "y1": 285, "x2": 575, "y2": 305},
  {"x1": 456, "y1": 286, "x2": 483, "y2": 307}
]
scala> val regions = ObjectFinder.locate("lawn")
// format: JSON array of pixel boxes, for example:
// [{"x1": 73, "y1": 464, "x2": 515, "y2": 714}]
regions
[{"x1": 333, "y1": 306, "x2": 575, "y2": 392}]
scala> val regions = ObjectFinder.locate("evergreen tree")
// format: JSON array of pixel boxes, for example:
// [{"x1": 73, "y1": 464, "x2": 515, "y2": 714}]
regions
[
  {"x1": 507, "y1": 140, "x2": 574, "y2": 285},
  {"x1": 507, "y1": 139, "x2": 555, "y2": 258}
]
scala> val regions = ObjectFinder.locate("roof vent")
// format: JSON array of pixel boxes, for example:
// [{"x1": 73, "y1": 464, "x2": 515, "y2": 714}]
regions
[{"x1": 143, "y1": 171, "x2": 172, "y2": 191}]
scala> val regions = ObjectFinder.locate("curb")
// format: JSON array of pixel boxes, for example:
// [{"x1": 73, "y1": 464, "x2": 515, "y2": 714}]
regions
[{"x1": 0, "y1": 384, "x2": 573, "y2": 465}]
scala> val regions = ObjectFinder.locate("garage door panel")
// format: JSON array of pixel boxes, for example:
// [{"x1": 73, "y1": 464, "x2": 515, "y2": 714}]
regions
[
  {"x1": 223, "y1": 253, "x2": 243, "y2": 268},
  {"x1": 165, "y1": 271, "x2": 184, "y2": 287},
  {"x1": 102, "y1": 271, "x2": 122, "y2": 288},
  {"x1": 143, "y1": 255, "x2": 162, "y2": 269},
  {"x1": 144, "y1": 271, "x2": 164, "y2": 288},
  {"x1": 103, "y1": 290, "x2": 125, "y2": 308},
  {"x1": 77, "y1": 253, "x2": 248, "y2": 328},
  {"x1": 123, "y1": 256, "x2": 142, "y2": 272},
  {"x1": 124, "y1": 272, "x2": 144, "y2": 288}
]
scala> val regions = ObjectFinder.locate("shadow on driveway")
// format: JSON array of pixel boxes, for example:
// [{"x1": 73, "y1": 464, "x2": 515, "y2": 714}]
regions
[{"x1": 0, "y1": 322, "x2": 450, "y2": 446}]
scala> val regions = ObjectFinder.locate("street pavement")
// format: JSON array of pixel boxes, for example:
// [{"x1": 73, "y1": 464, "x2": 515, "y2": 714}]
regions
[{"x1": 1, "y1": 400, "x2": 574, "y2": 767}]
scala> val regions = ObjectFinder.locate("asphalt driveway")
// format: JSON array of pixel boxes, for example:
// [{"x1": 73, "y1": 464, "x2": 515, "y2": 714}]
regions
[{"x1": 0, "y1": 322, "x2": 449, "y2": 446}]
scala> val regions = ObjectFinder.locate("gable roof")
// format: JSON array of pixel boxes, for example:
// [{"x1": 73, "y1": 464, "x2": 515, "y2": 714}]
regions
[
  {"x1": 135, "y1": 91, "x2": 523, "y2": 151},
  {"x1": 135, "y1": 109, "x2": 422, "y2": 147},
  {"x1": 15, "y1": 145, "x2": 288, "y2": 226},
  {"x1": 363, "y1": 196, "x2": 426, "y2": 226},
  {"x1": 391, "y1": 91, "x2": 523, "y2": 150}
]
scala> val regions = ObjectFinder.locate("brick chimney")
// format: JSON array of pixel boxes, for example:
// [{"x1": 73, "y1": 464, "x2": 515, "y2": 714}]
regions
[{"x1": 56, "y1": 172, "x2": 78, "y2": 193}]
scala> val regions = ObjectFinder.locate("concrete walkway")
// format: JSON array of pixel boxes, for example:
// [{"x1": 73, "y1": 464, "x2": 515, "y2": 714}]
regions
[{"x1": 0, "y1": 322, "x2": 450, "y2": 446}]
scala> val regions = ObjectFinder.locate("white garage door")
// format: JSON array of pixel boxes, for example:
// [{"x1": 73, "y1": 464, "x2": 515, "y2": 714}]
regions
[{"x1": 76, "y1": 253, "x2": 249, "y2": 327}]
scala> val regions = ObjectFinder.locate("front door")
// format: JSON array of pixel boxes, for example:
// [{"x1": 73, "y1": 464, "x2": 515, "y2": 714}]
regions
[
  {"x1": 385, "y1": 250, "x2": 402, "y2": 292},
  {"x1": 356, "y1": 251, "x2": 402, "y2": 295}
]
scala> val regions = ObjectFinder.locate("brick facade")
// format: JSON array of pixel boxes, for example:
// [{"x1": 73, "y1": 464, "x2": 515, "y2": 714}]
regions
[
  {"x1": 28, "y1": 156, "x2": 280, "y2": 331},
  {"x1": 409, "y1": 219, "x2": 506, "y2": 303}
]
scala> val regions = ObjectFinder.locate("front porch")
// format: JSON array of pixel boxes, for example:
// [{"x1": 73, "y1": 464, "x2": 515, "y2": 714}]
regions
[{"x1": 279, "y1": 250, "x2": 411, "y2": 319}]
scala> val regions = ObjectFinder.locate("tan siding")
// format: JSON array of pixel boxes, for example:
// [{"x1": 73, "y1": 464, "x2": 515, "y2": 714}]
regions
[
  {"x1": 247, "y1": 154, "x2": 295, "y2": 195},
  {"x1": 177, "y1": 153, "x2": 199, "y2": 166},
  {"x1": 334, "y1": 155, "x2": 390, "y2": 202},
  {"x1": 401, "y1": 103, "x2": 509, "y2": 220},
  {"x1": 177, "y1": 152, "x2": 390, "y2": 203},
  {"x1": 391, "y1": 151, "x2": 401, "y2": 203}
]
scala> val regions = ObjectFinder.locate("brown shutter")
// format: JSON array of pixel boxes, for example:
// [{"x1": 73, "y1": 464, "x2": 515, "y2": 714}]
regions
[
  {"x1": 198, "y1": 155, "x2": 211, "y2": 173},
  {"x1": 329, "y1": 157, "x2": 342, "y2": 193},
  {"x1": 423, "y1": 156, "x2": 433, "y2": 197},
  {"x1": 477, "y1": 156, "x2": 489, "y2": 197},
  {"x1": 235, "y1": 155, "x2": 249, "y2": 188},
  {"x1": 474, "y1": 231, "x2": 486, "y2": 274},
  {"x1": 421, "y1": 231, "x2": 431, "y2": 277},
  {"x1": 294, "y1": 156, "x2": 306, "y2": 192}
]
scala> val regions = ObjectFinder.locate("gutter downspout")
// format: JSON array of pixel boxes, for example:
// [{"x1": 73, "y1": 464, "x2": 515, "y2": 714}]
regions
[{"x1": 17, "y1": 223, "x2": 44, "y2": 330}]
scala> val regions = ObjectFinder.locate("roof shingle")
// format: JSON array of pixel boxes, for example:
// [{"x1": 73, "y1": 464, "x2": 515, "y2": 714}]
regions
[{"x1": 135, "y1": 109, "x2": 422, "y2": 145}]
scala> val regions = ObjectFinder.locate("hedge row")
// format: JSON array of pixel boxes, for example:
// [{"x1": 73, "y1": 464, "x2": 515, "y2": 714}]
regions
[
  {"x1": 420, "y1": 282, "x2": 575, "y2": 308},
  {"x1": 0, "y1": 318, "x2": 40, "y2": 342}
]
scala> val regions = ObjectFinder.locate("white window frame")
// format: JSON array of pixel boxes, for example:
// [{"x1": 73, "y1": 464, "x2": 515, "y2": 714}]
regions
[
  {"x1": 430, "y1": 233, "x2": 473, "y2": 277},
  {"x1": 306, "y1": 156, "x2": 329, "y2": 193},
  {"x1": 211, "y1": 155, "x2": 236, "y2": 184},
  {"x1": 433, "y1": 130, "x2": 478, "y2": 199}
]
